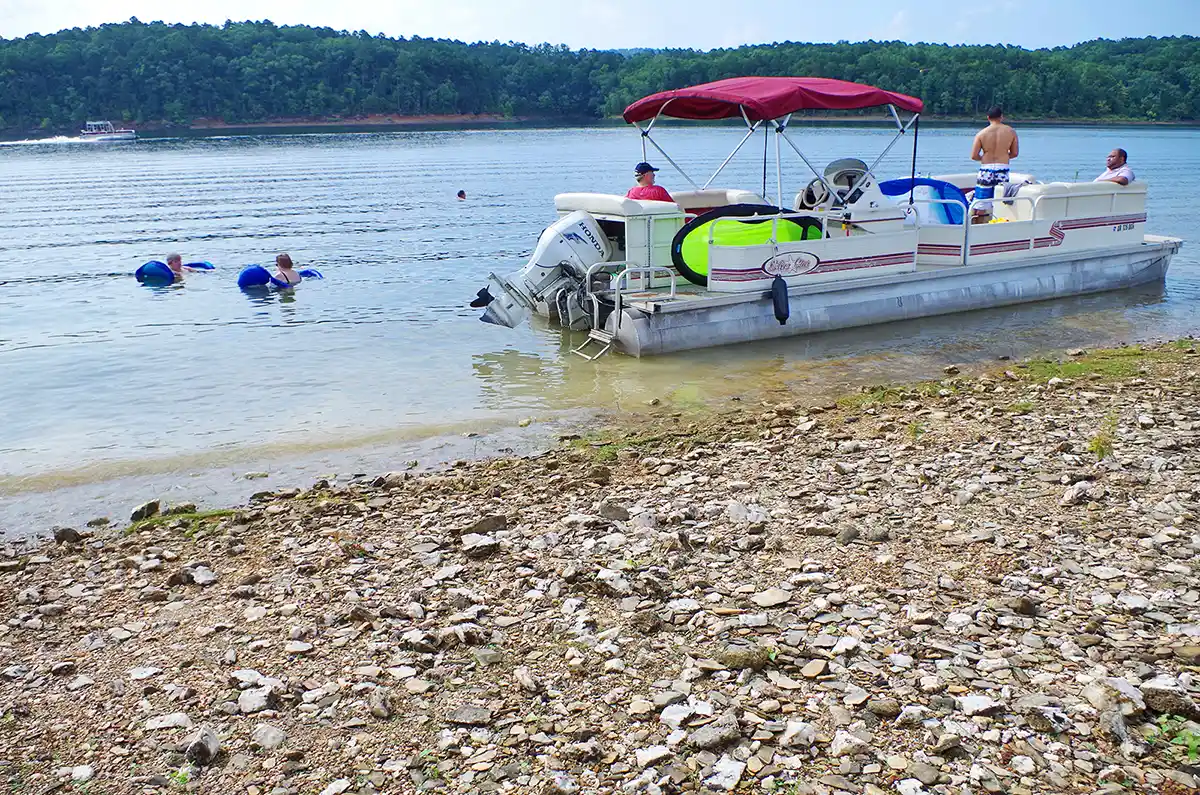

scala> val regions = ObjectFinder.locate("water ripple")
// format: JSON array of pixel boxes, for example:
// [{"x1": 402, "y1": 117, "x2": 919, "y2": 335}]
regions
[{"x1": 0, "y1": 125, "x2": 1197, "y2": 485}]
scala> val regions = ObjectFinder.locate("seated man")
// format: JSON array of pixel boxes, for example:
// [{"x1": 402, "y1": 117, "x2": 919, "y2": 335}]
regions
[
  {"x1": 1095, "y1": 148, "x2": 1135, "y2": 185},
  {"x1": 626, "y1": 162, "x2": 674, "y2": 202}
]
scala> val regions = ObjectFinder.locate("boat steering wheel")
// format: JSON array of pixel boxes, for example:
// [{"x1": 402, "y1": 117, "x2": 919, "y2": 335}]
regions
[{"x1": 800, "y1": 178, "x2": 830, "y2": 209}]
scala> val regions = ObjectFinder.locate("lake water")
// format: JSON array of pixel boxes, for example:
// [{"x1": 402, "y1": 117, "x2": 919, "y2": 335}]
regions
[{"x1": 1, "y1": 124, "x2": 1197, "y2": 533}]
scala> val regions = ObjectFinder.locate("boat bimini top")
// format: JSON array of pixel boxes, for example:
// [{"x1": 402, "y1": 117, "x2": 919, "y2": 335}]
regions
[{"x1": 622, "y1": 76, "x2": 925, "y2": 212}]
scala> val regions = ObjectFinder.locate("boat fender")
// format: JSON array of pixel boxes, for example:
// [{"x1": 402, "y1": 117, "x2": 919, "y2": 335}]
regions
[
  {"x1": 237, "y1": 264, "x2": 322, "y2": 289},
  {"x1": 771, "y1": 275, "x2": 789, "y2": 325},
  {"x1": 135, "y1": 260, "x2": 176, "y2": 285}
]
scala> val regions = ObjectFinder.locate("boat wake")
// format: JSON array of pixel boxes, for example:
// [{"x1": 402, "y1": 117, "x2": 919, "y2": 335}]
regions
[{"x1": 0, "y1": 135, "x2": 84, "y2": 146}]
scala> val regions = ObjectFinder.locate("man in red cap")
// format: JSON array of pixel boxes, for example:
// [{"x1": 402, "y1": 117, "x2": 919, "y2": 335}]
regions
[{"x1": 626, "y1": 162, "x2": 674, "y2": 202}]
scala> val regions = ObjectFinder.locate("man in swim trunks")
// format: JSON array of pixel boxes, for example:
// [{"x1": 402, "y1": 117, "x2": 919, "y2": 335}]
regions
[
  {"x1": 1095, "y1": 149, "x2": 1135, "y2": 185},
  {"x1": 626, "y1": 162, "x2": 674, "y2": 202},
  {"x1": 165, "y1": 253, "x2": 184, "y2": 278},
  {"x1": 970, "y1": 106, "x2": 1019, "y2": 223}
]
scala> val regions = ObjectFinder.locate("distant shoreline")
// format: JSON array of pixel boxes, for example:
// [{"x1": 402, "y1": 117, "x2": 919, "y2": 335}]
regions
[
  {"x1": 3, "y1": 113, "x2": 1196, "y2": 142},
  {"x1": 189, "y1": 114, "x2": 1200, "y2": 132},
  {"x1": 186, "y1": 112, "x2": 523, "y2": 130}
]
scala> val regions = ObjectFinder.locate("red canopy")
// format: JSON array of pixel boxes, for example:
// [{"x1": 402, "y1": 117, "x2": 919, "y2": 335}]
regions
[{"x1": 622, "y1": 76, "x2": 924, "y2": 123}]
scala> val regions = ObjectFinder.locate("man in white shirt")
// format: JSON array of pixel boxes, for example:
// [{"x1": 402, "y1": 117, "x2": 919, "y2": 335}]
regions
[{"x1": 1095, "y1": 149, "x2": 1135, "y2": 185}]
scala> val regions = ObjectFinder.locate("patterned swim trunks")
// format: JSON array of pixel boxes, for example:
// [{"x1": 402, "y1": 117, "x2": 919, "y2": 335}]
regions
[{"x1": 975, "y1": 164, "x2": 1011, "y2": 211}]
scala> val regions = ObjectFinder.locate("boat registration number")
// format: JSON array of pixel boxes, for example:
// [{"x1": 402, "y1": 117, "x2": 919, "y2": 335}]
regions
[{"x1": 1112, "y1": 223, "x2": 1136, "y2": 232}]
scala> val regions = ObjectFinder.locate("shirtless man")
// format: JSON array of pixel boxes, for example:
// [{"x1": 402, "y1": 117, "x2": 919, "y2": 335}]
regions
[
  {"x1": 970, "y1": 106, "x2": 1019, "y2": 223},
  {"x1": 165, "y1": 253, "x2": 184, "y2": 279}
]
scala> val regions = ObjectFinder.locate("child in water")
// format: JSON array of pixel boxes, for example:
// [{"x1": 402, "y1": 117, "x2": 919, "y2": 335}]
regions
[{"x1": 274, "y1": 253, "x2": 302, "y2": 286}]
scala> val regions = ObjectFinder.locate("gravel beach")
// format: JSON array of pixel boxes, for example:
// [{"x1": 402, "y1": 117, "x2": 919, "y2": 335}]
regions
[{"x1": 3, "y1": 341, "x2": 1199, "y2": 795}]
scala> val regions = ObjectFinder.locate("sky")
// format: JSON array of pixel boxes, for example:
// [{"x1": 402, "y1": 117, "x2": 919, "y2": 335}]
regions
[{"x1": 0, "y1": 0, "x2": 1196, "y2": 50}]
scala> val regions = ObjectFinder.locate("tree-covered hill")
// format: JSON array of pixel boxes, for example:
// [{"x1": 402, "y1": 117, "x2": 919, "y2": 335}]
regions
[{"x1": 1, "y1": 19, "x2": 1196, "y2": 133}]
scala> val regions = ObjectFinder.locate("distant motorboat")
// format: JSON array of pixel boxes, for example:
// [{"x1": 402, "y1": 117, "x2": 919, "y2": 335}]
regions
[{"x1": 80, "y1": 120, "x2": 136, "y2": 142}]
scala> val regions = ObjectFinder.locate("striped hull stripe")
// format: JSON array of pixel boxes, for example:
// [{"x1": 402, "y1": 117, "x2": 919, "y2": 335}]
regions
[
  {"x1": 970, "y1": 213, "x2": 1146, "y2": 256},
  {"x1": 707, "y1": 213, "x2": 1148, "y2": 281},
  {"x1": 711, "y1": 251, "x2": 915, "y2": 283}
]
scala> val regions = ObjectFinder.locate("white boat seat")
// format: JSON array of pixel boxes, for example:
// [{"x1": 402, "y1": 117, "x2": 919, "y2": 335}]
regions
[
  {"x1": 994, "y1": 180, "x2": 1147, "y2": 222},
  {"x1": 671, "y1": 189, "x2": 770, "y2": 213},
  {"x1": 554, "y1": 192, "x2": 682, "y2": 217},
  {"x1": 931, "y1": 172, "x2": 1036, "y2": 192}
]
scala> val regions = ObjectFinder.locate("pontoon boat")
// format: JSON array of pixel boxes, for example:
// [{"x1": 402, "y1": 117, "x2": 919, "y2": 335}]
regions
[
  {"x1": 471, "y1": 77, "x2": 1181, "y2": 357},
  {"x1": 80, "y1": 121, "x2": 137, "y2": 142}
]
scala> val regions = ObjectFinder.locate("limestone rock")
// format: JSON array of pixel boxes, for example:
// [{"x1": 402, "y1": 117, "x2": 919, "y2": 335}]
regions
[
  {"x1": 185, "y1": 727, "x2": 221, "y2": 765},
  {"x1": 130, "y1": 500, "x2": 160, "y2": 522},
  {"x1": 250, "y1": 724, "x2": 287, "y2": 751}
]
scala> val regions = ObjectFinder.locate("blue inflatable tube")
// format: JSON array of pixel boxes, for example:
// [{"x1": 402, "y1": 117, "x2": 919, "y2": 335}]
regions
[
  {"x1": 135, "y1": 260, "x2": 176, "y2": 285},
  {"x1": 237, "y1": 265, "x2": 276, "y2": 288},
  {"x1": 878, "y1": 178, "x2": 969, "y2": 225},
  {"x1": 184, "y1": 261, "x2": 215, "y2": 270},
  {"x1": 238, "y1": 264, "x2": 323, "y2": 289}
]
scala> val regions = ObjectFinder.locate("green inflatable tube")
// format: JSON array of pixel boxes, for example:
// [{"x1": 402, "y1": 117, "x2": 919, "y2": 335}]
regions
[{"x1": 670, "y1": 204, "x2": 823, "y2": 287}]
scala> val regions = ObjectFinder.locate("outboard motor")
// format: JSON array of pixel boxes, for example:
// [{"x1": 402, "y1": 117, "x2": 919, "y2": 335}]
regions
[{"x1": 473, "y1": 210, "x2": 611, "y2": 328}]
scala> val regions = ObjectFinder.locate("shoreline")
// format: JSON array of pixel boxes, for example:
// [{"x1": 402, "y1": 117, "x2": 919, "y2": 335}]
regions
[
  {"x1": 5, "y1": 114, "x2": 1198, "y2": 142},
  {"x1": 2, "y1": 319, "x2": 1171, "y2": 541},
  {"x1": 2, "y1": 340, "x2": 1199, "y2": 794},
  {"x1": 188, "y1": 113, "x2": 520, "y2": 129},
  {"x1": 0, "y1": 411, "x2": 597, "y2": 541}
]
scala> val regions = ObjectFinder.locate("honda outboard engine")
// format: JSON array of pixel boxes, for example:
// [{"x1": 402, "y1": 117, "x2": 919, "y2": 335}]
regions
[{"x1": 473, "y1": 210, "x2": 611, "y2": 329}]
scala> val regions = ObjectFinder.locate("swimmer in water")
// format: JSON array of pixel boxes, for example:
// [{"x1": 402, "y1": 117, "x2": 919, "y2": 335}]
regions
[
  {"x1": 165, "y1": 253, "x2": 184, "y2": 279},
  {"x1": 457, "y1": 190, "x2": 467, "y2": 200},
  {"x1": 274, "y1": 253, "x2": 302, "y2": 286}
]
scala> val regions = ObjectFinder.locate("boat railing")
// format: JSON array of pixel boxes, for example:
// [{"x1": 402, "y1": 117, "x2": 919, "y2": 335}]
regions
[
  {"x1": 705, "y1": 207, "x2": 919, "y2": 274},
  {"x1": 705, "y1": 210, "x2": 835, "y2": 249},
  {"x1": 902, "y1": 196, "x2": 1039, "y2": 265},
  {"x1": 968, "y1": 187, "x2": 1130, "y2": 263},
  {"x1": 580, "y1": 262, "x2": 677, "y2": 331},
  {"x1": 611, "y1": 266, "x2": 677, "y2": 330},
  {"x1": 705, "y1": 205, "x2": 922, "y2": 246}
]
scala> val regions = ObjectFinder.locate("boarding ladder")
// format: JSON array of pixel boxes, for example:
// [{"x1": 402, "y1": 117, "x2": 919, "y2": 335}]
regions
[
  {"x1": 572, "y1": 328, "x2": 615, "y2": 360},
  {"x1": 570, "y1": 265, "x2": 677, "y2": 360}
]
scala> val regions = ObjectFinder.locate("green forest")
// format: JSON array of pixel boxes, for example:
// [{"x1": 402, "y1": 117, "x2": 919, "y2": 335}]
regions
[{"x1": 1, "y1": 19, "x2": 1197, "y2": 134}]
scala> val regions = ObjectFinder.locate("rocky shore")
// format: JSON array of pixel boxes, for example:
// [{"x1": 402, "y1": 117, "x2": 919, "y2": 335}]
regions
[{"x1": 3, "y1": 342, "x2": 1200, "y2": 795}]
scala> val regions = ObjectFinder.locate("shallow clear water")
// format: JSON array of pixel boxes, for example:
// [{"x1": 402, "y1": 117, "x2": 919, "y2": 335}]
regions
[{"x1": 1, "y1": 124, "x2": 1197, "y2": 531}]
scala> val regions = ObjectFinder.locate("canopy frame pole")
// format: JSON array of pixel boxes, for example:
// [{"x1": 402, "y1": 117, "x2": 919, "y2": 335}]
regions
[
  {"x1": 761, "y1": 122, "x2": 768, "y2": 199},
  {"x1": 908, "y1": 115, "x2": 920, "y2": 206},
  {"x1": 702, "y1": 107, "x2": 761, "y2": 189},
  {"x1": 840, "y1": 111, "x2": 921, "y2": 207},
  {"x1": 643, "y1": 132, "x2": 701, "y2": 190},
  {"x1": 636, "y1": 99, "x2": 701, "y2": 190},
  {"x1": 774, "y1": 113, "x2": 791, "y2": 210},
  {"x1": 887, "y1": 103, "x2": 903, "y2": 131},
  {"x1": 774, "y1": 122, "x2": 840, "y2": 202},
  {"x1": 637, "y1": 99, "x2": 673, "y2": 160},
  {"x1": 644, "y1": 99, "x2": 672, "y2": 136}
]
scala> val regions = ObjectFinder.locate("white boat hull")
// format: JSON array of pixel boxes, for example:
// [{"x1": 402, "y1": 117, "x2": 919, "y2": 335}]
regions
[
  {"x1": 608, "y1": 235, "x2": 1181, "y2": 357},
  {"x1": 81, "y1": 131, "x2": 136, "y2": 142}
]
